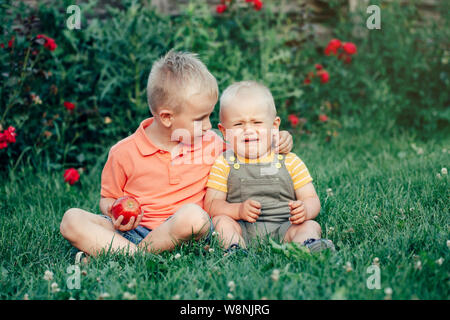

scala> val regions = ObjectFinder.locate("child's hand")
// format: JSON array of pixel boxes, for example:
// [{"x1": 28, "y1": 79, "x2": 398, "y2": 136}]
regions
[
  {"x1": 111, "y1": 208, "x2": 145, "y2": 232},
  {"x1": 239, "y1": 199, "x2": 261, "y2": 223},
  {"x1": 289, "y1": 200, "x2": 307, "y2": 224},
  {"x1": 275, "y1": 130, "x2": 293, "y2": 154}
]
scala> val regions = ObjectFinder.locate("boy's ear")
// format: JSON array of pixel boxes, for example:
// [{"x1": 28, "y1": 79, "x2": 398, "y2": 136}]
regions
[{"x1": 158, "y1": 108, "x2": 174, "y2": 128}]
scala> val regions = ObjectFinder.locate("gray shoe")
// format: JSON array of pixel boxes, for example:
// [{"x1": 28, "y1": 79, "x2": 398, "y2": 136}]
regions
[{"x1": 303, "y1": 238, "x2": 336, "y2": 253}]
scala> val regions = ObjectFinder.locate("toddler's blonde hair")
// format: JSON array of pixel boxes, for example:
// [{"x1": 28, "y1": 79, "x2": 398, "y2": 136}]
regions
[{"x1": 219, "y1": 81, "x2": 276, "y2": 121}]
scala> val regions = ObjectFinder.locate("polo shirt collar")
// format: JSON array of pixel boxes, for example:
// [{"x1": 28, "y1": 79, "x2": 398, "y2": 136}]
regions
[
  {"x1": 134, "y1": 118, "x2": 159, "y2": 156},
  {"x1": 134, "y1": 118, "x2": 206, "y2": 157}
]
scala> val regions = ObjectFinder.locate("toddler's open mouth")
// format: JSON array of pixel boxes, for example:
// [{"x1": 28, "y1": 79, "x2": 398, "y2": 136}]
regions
[{"x1": 243, "y1": 137, "x2": 259, "y2": 143}]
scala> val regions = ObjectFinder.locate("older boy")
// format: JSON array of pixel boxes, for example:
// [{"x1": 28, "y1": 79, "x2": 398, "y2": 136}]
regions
[
  {"x1": 204, "y1": 81, "x2": 335, "y2": 253},
  {"x1": 60, "y1": 51, "x2": 293, "y2": 256}
]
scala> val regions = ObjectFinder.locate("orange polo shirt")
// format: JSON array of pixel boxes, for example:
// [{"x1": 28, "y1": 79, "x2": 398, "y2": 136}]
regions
[{"x1": 101, "y1": 117, "x2": 227, "y2": 230}]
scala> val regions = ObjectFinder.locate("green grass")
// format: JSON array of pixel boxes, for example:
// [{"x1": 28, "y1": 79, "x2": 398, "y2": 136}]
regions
[{"x1": 0, "y1": 129, "x2": 449, "y2": 300}]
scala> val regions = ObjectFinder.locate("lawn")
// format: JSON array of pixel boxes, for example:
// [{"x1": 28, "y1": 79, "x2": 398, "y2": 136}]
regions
[{"x1": 0, "y1": 128, "x2": 448, "y2": 300}]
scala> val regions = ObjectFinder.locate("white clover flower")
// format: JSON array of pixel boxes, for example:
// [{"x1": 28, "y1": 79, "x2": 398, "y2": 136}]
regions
[
  {"x1": 326, "y1": 188, "x2": 334, "y2": 196},
  {"x1": 123, "y1": 292, "x2": 137, "y2": 300},
  {"x1": 196, "y1": 289, "x2": 204, "y2": 296},
  {"x1": 127, "y1": 279, "x2": 137, "y2": 289},
  {"x1": 435, "y1": 258, "x2": 444, "y2": 266},
  {"x1": 373, "y1": 257, "x2": 380, "y2": 265},
  {"x1": 271, "y1": 269, "x2": 280, "y2": 281},
  {"x1": 436, "y1": 173, "x2": 442, "y2": 179},
  {"x1": 98, "y1": 292, "x2": 110, "y2": 300},
  {"x1": 447, "y1": 240, "x2": 450, "y2": 249},
  {"x1": 173, "y1": 294, "x2": 181, "y2": 300},
  {"x1": 227, "y1": 281, "x2": 236, "y2": 291},
  {"x1": 345, "y1": 261, "x2": 353, "y2": 272},
  {"x1": 328, "y1": 226, "x2": 335, "y2": 233},
  {"x1": 43, "y1": 270, "x2": 53, "y2": 281},
  {"x1": 23, "y1": 294, "x2": 30, "y2": 300},
  {"x1": 51, "y1": 282, "x2": 60, "y2": 293},
  {"x1": 209, "y1": 248, "x2": 215, "y2": 253},
  {"x1": 384, "y1": 287, "x2": 393, "y2": 296},
  {"x1": 441, "y1": 168, "x2": 447, "y2": 175},
  {"x1": 227, "y1": 293, "x2": 234, "y2": 299},
  {"x1": 174, "y1": 253, "x2": 181, "y2": 259},
  {"x1": 414, "y1": 260, "x2": 422, "y2": 270},
  {"x1": 211, "y1": 231, "x2": 218, "y2": 237}
]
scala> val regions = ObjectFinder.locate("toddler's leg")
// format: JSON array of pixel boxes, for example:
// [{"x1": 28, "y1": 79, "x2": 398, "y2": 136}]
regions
[
  {"x1": 283, "y1": 220, "x2": 321, "y2": 244},
  {"x1": 60, "y1": 208, "x2": 138, "y2": 256},
  {"x1": 212, "y1": 215, "x2": 246, "y2": 249},
  {"x1": 138, "y1": 204, "x2": 211, "y2": 253}
]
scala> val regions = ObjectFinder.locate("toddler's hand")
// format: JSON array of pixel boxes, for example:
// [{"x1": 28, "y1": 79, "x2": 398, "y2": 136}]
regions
[
  {"x1": 275, "y1": 130, "x2": 293, "y2": 154},
  {"x1": 239, "y1": 199, "x2": 261, "y2": 223},
  {"x1": 112, "y1": 208, "x2": 145, "y2": 232},
  {"x1": 289, "y1": 200, "x2": 306, "y2": 224}
]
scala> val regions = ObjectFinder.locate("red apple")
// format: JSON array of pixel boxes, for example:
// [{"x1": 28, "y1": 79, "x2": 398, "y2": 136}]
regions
[{"x1": 111, "y1": 196, "x2": 141, "y2": 225}]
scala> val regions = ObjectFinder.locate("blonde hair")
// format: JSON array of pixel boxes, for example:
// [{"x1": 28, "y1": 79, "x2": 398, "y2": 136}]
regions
[
  {"x1": 219, "y1": 81, "x2": 276, "y2": 121},
  {"x1": 146, "y1": 50, "x2": 218, "y2": 114}
]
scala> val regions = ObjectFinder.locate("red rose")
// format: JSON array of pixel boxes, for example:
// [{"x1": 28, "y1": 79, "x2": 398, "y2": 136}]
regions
[
  {"x1": 3, "y1": 126, "x2": 16, "y2": 143},
  {"x1": 342, "y1": 42, "x2": 357, "y2": 55},
  {"x1": 8, "y1": 36, "x2": 15, "y2": 48},
  {"x1": 64, "y1": 168, "x2": 80, "y2": 185},
  {"x1": 303, "y1": 77, "x2": 311, "y2": 85},
  {"x1": 315, "y1": 64, "x2": 323, "y2": 70},
  {"x1": 253, "y1": 0, "x2": 263, "y2": 11},
  {"x1": 324, "y1": 38, "x2": 341, "y2": 55},
  {"x1": 37, "y1": 34, "x2": 57, "y2": 51},
  {"x1": 64, "y1": 101, "x2": 76, "y2": 111},
  {"x1": 318, "y1": 70, "x2": 329, "y2": 83},
  {"x1": 288, "y1": 114, "x2": 300, "y2": 127},
  {"x1": 216, "y1": 4, "x2": 227, "y2": 14},
  {"x1": 319, "y1": 114, "x2": 328, "y2": 122},
  {"x1": 0, "y1": 131, "x2": 7, "y2": 148},
  {"x1": 0, "y1": 43, "x2": 4, "y2": 48}
]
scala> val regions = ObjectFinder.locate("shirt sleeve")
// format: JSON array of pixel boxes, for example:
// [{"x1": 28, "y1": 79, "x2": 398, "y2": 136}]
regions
[
  {"x1": 100, "y1": 148, "x2": 127, "y2": 199},
  {"x1": 285, "y1": 153, "x2": 313, "y2": 190},
  {"x1": 206, "y1": 155, "x2": 230, "y2": 193}
]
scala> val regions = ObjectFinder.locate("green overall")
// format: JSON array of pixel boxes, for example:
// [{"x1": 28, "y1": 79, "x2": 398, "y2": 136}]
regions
[{"x1": 224, "y1": 149, "x2": 297, "y2": 244}]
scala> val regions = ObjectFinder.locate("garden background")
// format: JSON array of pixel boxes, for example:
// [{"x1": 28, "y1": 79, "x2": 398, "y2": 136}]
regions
[{"x1": 0, "y1": 0, "x2": 449, "y2": 300}]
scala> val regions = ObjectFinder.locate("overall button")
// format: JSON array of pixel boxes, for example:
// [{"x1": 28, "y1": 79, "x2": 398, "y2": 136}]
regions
[
  {"x1": 229, "y1": 156, "x2": 235, "y2": 162},
  {"x1": 275, "y1": 163, "x2": 282, "y2": 168},
  {"x1": 233, "y1": 163, "x2": 240, "y2": 170},
  {"x1": 277, "y1": 154, "x2": 284, "y2": 160}
]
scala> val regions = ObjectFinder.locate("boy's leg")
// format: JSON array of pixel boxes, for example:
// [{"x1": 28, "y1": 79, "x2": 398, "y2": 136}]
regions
[
  {"x1": 283, "y1": 220, "x2": 322, "y2": 244},
  {"x1": 138, "y1": 204, "x2": 211, "y2": 253},
  {"x1": 60, "y1": 208, "x2": 138, "y2": 256},
  {"x1": 212, "y1": 215, "x2": 246, "y2": 249}
]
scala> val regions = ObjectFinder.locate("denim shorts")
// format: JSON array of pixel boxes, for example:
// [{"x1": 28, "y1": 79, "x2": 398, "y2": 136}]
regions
[{"x1": 101, "y1": 214, "x2": 214, "y2": 245}]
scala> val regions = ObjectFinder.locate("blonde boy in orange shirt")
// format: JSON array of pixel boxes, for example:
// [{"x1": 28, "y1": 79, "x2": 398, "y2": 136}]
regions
[{"x1": 59, "y1": 51, "x2": 293, "y2": 257}]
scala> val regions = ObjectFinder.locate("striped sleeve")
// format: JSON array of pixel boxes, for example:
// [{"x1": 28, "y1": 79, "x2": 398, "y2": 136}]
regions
[
  {"x1": 285, "y1": 153, "x2": 313, "y2": 190},
  {"x1": 206, "y1": 155, "x2": 230, "y2": 193}
]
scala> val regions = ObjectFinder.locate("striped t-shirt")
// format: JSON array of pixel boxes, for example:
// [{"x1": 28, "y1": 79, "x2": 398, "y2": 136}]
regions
[{"x1": 206, "y1": 152, "x2": 313, "y2": 193}]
